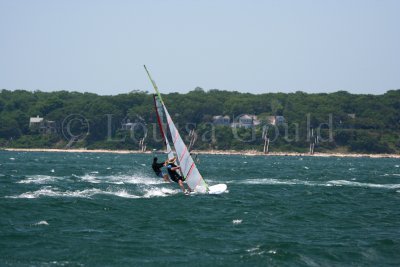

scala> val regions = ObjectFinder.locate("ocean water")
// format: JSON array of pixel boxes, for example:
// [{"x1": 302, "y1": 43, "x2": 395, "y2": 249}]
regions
[{"x1": 1, "y1": 151, "x2": 400, "y2": 266}]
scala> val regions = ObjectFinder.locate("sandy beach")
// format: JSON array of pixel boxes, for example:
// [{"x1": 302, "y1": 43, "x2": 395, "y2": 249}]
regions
[{"x1": 2, "y1": 148, "x2": 400, "y2": 159}]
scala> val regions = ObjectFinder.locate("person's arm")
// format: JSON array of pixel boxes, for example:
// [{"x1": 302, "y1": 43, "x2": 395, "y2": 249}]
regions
[
  {"x1": 171, "y1": 166, "x2": 181, "y2": 171},
  {"x1": 156, "y1": 162, "x2": 164, "y2": 168}
]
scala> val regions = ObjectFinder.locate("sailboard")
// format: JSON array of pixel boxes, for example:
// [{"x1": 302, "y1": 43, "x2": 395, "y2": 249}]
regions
[{"x1": 144, "y1": 65, "x2": 227, "y2": 194}]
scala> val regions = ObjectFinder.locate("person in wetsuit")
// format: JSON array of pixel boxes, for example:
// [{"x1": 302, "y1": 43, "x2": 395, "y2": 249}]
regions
[
  {"x1": 166, "y1": 157, "x2": 191, "y2": 194},
  {"x1": 152, "y1": 157, "x2": 169, "y2": 182}
]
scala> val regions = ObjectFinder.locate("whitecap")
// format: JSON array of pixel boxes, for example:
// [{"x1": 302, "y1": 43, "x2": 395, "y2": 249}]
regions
[
  {"x1": 6, "y1": 187, "x2": 140, "y2": 199},
  {"x1": 246, "y1": 246, "x2": 259, "y2": 253},
  {"x1": 143, "y1": 187, "x2": 180, "y2": 198},
  {"x1": 327, "y1": 180, "x2": 400, "y2": 190},
  {"x1": 234, "y1": 177, "x2": 400, "y2": 190},
  {"x1": 246, "y1": 245, "x2": 264, "y2": 256},
  {"x1": 77, "y1": 174, "x2": 163, "y2": 185},
  {"x1": 79, "y1": 174, "x2": 101, "y2": 184},
  {"x1": 304, "y1": 166, "x2": 309, "y2": 169},
  {"x1": 232, "y1": 219, "x2": 242, "y2": 224},
  {"x1": 34, "y1": 220, "x2": 49, "y2": 226},
  {"x1": 51, "y1": 169, "x2": 55, "y2": 173},
  {"x1": 236, "y1": 178, "x2": 313, "y2": 186},
  {"x1": 9, "y1": 158, "x2": 15, "y2": 160},
  {"x1": 109, "y1": 175, "x2": 164, "y2": 185},
  {"x1": 7, "y1": 187, "x2": 59, "y2": 198},
  {"x1": 17, "y1": 175, "x2": 58, "y2": 184},
  {"x1": 110, "y1": 189, "x2": 140, "y2": 198}
]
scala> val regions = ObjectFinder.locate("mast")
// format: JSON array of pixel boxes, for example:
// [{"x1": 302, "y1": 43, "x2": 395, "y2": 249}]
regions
[{"x1": 144, "y1": 65, "x2": 164, "y2": 104}]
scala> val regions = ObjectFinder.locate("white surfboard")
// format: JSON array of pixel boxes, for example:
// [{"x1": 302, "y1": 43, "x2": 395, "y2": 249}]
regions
[{"x1": 208, "y1": 183, "x2": 227, "y2": 194}]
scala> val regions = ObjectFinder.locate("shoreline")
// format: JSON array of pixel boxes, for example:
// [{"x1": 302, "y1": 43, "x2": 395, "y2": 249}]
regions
[{"x1": 2, "y1": 148, "x2": 400, "y2": 159}]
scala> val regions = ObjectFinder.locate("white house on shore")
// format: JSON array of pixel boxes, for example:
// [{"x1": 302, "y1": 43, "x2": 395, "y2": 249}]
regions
[
  {"x1": 213, "y1": 115, "x2": 230, "y2": 126},
  {"x1": 266, "y1": 115, "x2": 285, "y2": 125},
  {"x1": 232, "y1": 114, "x2": 260, "y2": 128},
  {"x1": 29, "y1": 115, "x2": 44, "y2": 127},
  {"x1": 212, "y1": 114, "x2": 285, "y2": 128},
  {"x1": 29, "y1": 116, "x2": 57, "y2": 134}
]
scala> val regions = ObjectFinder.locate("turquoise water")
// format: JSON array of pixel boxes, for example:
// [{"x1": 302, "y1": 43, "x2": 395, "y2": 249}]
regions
[{"x1": 1, "y1": 151, "x2": 400, "y2": 266}]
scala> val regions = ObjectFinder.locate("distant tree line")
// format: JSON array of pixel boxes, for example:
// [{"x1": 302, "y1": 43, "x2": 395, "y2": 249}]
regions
[{"x1": 0, "y1": 88, "x2": 399, "y2": 154}]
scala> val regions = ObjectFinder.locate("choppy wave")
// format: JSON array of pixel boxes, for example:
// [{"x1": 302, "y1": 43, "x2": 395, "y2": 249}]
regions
[
  {"x1": 326, "y1": 180, "x2": 400, "y2": 189},
  {"x1": 77, "y1": 174, "x2": 102, "y2": 184},
  {"x1": 5, "y1": 185, "x2": 180, "y2": 199},
  {"x1": 5, "y1": 186, "x2": 139, "y2": 199},
  {"x1": 234, "y1": 178, "x2": 400, "y2": 190},
  {"x1": 17, "y1": 175, "x2": 59, "y2": 184},
  {"x1": 34, "y1": 220, "x2": 49, "y2": 226},
  {"x1": 232, "y1": 219, "x2": 243, "y2": 224},
  {"x1": 143, "y1": 187, "x2": 180, "y2": 198},
  {"x1": 77, "y1": 174, "x2": 163, "y2": 185},
  {"x1": 17, "y1": 173, "x2": 164, "y2": 186},
  {"x1": 235, "y1": 178, "x2": 316, "y2": 186}
]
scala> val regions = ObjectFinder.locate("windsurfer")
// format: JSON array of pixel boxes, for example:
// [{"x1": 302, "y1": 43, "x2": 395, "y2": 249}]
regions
[
  {"x1": 166, "y1": 157, "x2": 191, "y2": 194},
  {"x1": 152, "y1": 157, "x2": 170, "y2": 182}
]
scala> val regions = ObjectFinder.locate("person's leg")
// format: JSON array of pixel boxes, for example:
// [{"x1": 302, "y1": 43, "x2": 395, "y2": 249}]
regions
[
  {"x1": 178, "y1": 180, "x2": 186, "y2": 193},
  {"x1": 163, "y1": 174, "x2": 170, "y2": 182},
  {"x1": 187, "y1": 185, "x2": 193, "y2": 192},
  {"x1": 160, "y1": 171, "x2": 169, "y2": 182}
]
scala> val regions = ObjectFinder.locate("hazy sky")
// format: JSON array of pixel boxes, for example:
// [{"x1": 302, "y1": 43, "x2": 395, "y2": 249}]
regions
[{"x1": 1, "y1": 0, "x2": 399, "y2": 95}]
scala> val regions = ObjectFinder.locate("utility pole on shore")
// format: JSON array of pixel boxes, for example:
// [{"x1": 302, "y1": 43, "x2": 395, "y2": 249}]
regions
[
  {"x1": 262, "y1": 126, "x2": 270, "y2": 154},
  {"x1": 188, "y1": 129, "x2": 197, "y2": 152},
  {"x1": 309, "y1": 128, "x2": 316, "y2": 155},
  {"x1": 139, "y1": 131, "x2": 147, "y2": 152}
]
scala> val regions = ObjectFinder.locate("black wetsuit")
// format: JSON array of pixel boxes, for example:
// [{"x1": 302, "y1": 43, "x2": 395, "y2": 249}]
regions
[
  {"x1": 167, "y1": 163, "x2": 184, "y2": 183},
  {"x1": 152, "y1": 161, "x2": 164, "y2": 177}
]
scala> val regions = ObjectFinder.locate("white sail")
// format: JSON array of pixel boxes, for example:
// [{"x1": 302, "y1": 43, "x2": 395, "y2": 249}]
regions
[
  {"x1": 162, "y1": 104, "x2": 208, "y2": 193},
  {"x1": 153, "y1": 95, "x2": 175, "y2": 160}
]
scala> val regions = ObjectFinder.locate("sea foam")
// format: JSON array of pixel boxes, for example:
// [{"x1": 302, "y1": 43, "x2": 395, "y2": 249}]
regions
[
  {"x1": 77, "y1": 173, "x2": 164, "y2": 185},
  {"x1": 17, "y1": 175, "x2": 58, "y2": 184},
  {"x1": 6, "y1": 187, "x2": 140, "y2": 199},
  {"x1": 235, "y1": 178, "x2": 400, "y2": 190},
  {"x1": 34, "y1": 220, "x2": 49, "y2": 226},
  {"x1": 327, "y1": 180, "x2": 400, "y2": 189}
]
